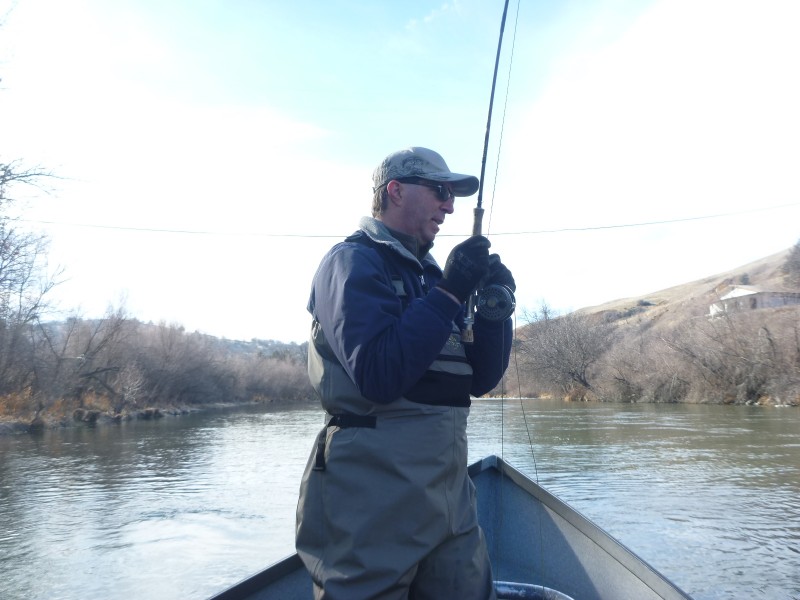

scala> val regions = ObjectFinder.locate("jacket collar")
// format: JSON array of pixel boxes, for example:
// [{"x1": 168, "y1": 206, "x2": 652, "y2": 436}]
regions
[{"x1": 358, "y1": 217, "x2": 440, "y2": 270}]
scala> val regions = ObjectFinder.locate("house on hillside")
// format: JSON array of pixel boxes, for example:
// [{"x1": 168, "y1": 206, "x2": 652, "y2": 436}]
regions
[{"x1": 709, "y1": 286, "x2": 800, "y2": 317}]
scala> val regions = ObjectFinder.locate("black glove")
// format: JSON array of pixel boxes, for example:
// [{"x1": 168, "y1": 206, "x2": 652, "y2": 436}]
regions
[
  {"x1": 437, "y1": 236, "x2": 491, "y2": 303},
  {"x1": 483, "y1": 254, "x2": 516, "y2": 292}
]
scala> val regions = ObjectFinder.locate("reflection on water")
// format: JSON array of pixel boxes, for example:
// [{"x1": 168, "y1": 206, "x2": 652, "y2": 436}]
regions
[{"x1": 1, "y1": 400, "x2": 798, "y2": 600}]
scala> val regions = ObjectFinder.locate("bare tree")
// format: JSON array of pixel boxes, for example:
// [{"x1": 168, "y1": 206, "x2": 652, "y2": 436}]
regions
[
  {"x1": 517, "y1": 303, "x2": 616, "y2": 400},
  {"x1": 132, "y1": 322, "x2": 239, "y2": 405},
  {"x1": 661, "y1": 309, "x2": 798, "y2": 404},
  {"x1": 32, "y1": 306, "x2": 135, "y2": 415},
  {"x1": 0, "y1": 160, "x2": 60, "y2": 407},
  {"x1": 601, "y1": 325, "x2": 689, "y2": 403}
]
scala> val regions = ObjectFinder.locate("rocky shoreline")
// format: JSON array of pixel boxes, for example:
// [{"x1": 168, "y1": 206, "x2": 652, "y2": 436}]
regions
[{"x1": 0, "y1": 398, "x2": 311, "y2": 436}]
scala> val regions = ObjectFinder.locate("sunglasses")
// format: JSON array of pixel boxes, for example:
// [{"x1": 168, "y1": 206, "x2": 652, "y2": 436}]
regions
[{"x1": 395, "y1": 177, "x2": 454, "y2": 202}]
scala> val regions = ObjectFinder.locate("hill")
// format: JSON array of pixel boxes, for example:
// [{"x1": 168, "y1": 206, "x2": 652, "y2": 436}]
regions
[
  {"x1": 513, "y1": 247, "x2": 799, "y2": 405},
  {"x1": 577, "y1": 248, "x2": 792, "y2": 324}
]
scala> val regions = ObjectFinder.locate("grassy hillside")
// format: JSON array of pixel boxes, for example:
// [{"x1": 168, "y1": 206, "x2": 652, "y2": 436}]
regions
[
  {"x1": 578, "y1": 248, "x2": 792, "y2": 324},
  {"x1": 513, "y1": 247, "x2": 799, "y2": 405}
]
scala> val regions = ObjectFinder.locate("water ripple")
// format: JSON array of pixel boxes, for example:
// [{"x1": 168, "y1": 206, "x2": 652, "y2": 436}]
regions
[{"x1": 1, "y1": 401, "x2": 798, "y2": 600}]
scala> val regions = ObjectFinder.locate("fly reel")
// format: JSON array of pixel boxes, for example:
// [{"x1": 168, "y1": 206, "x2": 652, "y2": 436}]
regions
[{"x1": 476, "y1": 284, "x2": 516, "y2": 321}]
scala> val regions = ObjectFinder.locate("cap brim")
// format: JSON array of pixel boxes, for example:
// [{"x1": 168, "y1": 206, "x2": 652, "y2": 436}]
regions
[{"x1": 423, "y1": 173, "x2": 480, "y2": 197}]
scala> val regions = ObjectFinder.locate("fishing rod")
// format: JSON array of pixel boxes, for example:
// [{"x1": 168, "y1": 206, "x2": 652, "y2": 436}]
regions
[{"x1": 462, "y1": 0, "x2": 516, "y2": 343}]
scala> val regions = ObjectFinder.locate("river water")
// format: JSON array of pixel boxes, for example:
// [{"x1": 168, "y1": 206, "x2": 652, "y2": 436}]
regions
[{"x1": 0, "y1": 400, "x2": 798, "y2": 600}]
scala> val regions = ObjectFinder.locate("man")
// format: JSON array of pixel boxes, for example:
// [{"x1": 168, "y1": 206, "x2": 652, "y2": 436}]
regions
[{"x1": 296, "y1": 147, "x2": 515, "y2": 600}]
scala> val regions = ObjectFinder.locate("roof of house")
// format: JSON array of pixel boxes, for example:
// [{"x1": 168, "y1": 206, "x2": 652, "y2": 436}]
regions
[{"x1": 719, "y1": 286, "x2": 762, "y2": 300}]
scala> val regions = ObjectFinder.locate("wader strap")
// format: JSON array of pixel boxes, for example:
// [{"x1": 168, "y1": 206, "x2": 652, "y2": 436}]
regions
[{"x1": 313, "y1": 414, "x2": 377, "y2": 471}]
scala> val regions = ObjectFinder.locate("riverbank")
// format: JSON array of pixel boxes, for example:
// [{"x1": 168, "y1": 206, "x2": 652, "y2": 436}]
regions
[
  {"x1": 4, "y1": 393, "x2": 796, "y2": 438},
  {"x1": 0, "y1": 397, "x2": 315, "y2": 436},
  {"x1": 0, "y1": 406, "x2": 190, "y2": 436}
]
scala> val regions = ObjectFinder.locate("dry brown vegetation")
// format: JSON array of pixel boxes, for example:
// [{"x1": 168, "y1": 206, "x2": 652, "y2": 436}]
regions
[
  {"x1": 506, "y1": 246, "x2": 800, "y2": 406},
  {"x1": 1, "y1": 158, "x2": 313, "y2": 433},
  {"x1": 0, "y1": 315, "x2": 313, "y2": 433}
]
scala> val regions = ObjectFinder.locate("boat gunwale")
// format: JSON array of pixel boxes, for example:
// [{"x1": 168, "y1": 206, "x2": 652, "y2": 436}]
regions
[
  {"x1": 472, "y1": 455, "x2": 693, "y2": 600},
  {"x1": 208, "y1": 554, "x2": 304, "y2": 600}
]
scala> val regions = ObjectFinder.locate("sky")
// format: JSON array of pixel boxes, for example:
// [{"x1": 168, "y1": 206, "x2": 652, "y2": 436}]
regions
[{"x1": 1, "y1": 0, "x2": 798, "y2": 344}]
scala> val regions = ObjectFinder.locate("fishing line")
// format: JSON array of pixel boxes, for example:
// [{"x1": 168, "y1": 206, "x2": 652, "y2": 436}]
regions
[
  {"x1": 478, "y1": 201, "x2": 800, "y2": 236},
  {"x1": 463, "y1": 0, "x2": 517, "y2": 343},
  {"x1": 474, "y1": 0, "x2": 547, "y2": 589},
  {"x1": 19, "y1": 201, "x2": 800, "y2": 238},
  {"x1": 475, "y1": 2, "x2": 548, "y2": 589},
  {"x1": 506, "y1": 311, "x2": 545, "y2": 572},
  {"x1": 16, "y1": 219, "x2": 341, "y2": 237},
  {"x1": 472, "y1": 0, "x2": 535, "y2": 478},
  {"x1": 485, "y1": 0, "x2": 521, "y2": 237},
  {"x1": 472, "y1": 0, "x2": 513, "y2": 581}
]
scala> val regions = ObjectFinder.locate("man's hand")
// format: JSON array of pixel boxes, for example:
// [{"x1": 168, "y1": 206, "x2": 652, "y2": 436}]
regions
[
  {"x1": 483, "y1": 254, "x2": 516, "y2": 292},
  {"x1": 437, "y1": 236, "x2": 491, "y2": 304}
]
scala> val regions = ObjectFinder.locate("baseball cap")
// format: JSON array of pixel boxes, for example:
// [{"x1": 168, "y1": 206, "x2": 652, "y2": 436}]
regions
[{"x1": 372, "y1": 147, "x2": 480, "y2": 197}]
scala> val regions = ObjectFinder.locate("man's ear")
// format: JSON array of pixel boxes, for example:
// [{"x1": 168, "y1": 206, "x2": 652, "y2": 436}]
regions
[{"x1": 386, "y1": 180, "x2": 403, "y2": 207}]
